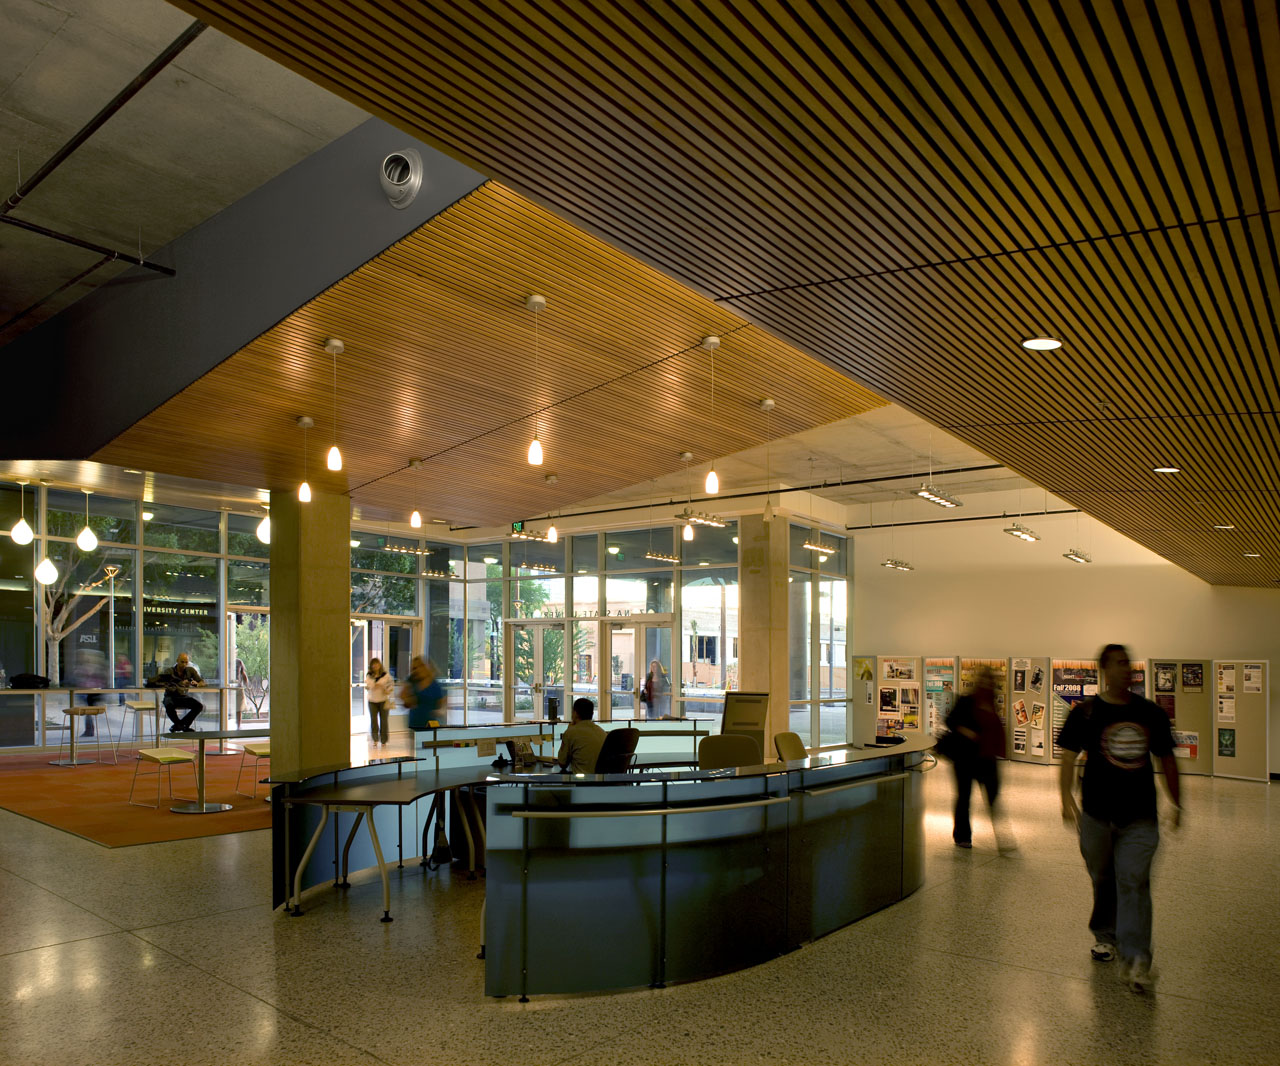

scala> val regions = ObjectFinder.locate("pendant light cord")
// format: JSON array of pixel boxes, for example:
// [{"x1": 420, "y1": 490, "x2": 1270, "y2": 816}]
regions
[
  {"x1": 534, "y1": 306, "x2": 540, "y2": 440},
  {"x1": 331, "y1": 349, "x2": 339, "y2": 448}
]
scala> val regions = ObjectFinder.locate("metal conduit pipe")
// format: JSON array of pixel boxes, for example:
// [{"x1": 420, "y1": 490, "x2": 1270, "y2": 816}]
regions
[{"x1": 0, "y1": 216, "x2": 175, "y2": 276}]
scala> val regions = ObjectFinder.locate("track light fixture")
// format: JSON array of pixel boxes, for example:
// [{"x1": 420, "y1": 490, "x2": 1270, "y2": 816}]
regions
[
  {"x1": 1003, "y1": 522, "x2": 1040, "y2": 542},
  {"x1": 881, "y1": 558, "x2": 914, "y2": 572},
  {"x1": 1062, "y1": 547, "x2": 1091, "y2": 564},
  {"x1": 915, "y1": 483, "x2": 961, "y2": 508}
]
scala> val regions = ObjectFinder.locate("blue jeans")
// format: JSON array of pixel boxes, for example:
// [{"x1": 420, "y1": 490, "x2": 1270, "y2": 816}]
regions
[{"x1": 1078, "y1": 811, "x2": 1159, "y2": 965}]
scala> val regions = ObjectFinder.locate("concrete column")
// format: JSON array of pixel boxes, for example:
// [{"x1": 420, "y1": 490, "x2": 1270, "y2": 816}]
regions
[
  {"x1": 738, "y1": 513, "x2": 792, "y2": 747},
  {"x1": 269, "y1": 489, "x2": 351, "y2": 778}
]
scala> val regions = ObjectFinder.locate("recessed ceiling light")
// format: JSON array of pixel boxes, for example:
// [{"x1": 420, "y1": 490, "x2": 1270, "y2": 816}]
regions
[
  {"x1": 1243, "y1": 551, "x2": 1262, "y2": 558},
  {"x1": 1152, "y1": 466, "x2": 1181, "y2": 474},
  {"x1": 482, "y1": 556, "x2": 498, "y2": 565},
  {"x1": 1212, "y1": 524, "x2": 1235, "y2": 531},
  {"x1": 123, "y1": 468, "x2": 143, "y2": 475},
  {"x1": 1021, "y1": 337, "x2": 1062, "y2": 350}
]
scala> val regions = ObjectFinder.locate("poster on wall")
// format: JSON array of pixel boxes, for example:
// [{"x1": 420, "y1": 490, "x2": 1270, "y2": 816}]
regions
[
  {"x1": 1030, "y1": 702, "x2": 1045, "y2": 728},
  {"x1": 1217, "y1": 695, "x2": 1236, "y2": 723},
  {"x1": 899, "y1": 684, "x2": 920, "y2": 730},
  {"x1": 1030, "y1": 727, "x2": 1045, "y2": 755},
  {"x1": 924, "y1": 661, "x2": 955, "y2": 736},
  {"x1": 961, "y1": 658, "x2": 1009, "y2": 723},
  {"x1": 1182, "y1": 663, "x2": 1203, "y2": 692},
  {"x1": 853, "y1": 658, "x2": 875, "y2": 683},
  {"x1": 1172, "y1": 730, "x2": 1199, "y2": 759},
  {"x1": 1243, "y1": 664, "x2": 1263, "y2": 693},
  {"x1": 1051, "y1": 661, "x2": 1098, "y2": 759},
  {"x1": 878, "y1": 686, "x2": 903, "y2": 732},
  {"x1": 1217, "y1": 664, "x2": 1236, "y2": 694},
  {"x1": 1155, "y1": 694, "x2": 1176, "y2": 722},
  {"x1": 1154, "y1": 663, "x2": 1176, "y2": 693},
  {"x1": 1012, "y1": 658, "x2": 1030, "y2": 693},
  {"x1": 883, "y1": 658, "x2": 915, "y2": 681},
  {"x1": 1012, "y1": 728, "x2": 1027, "y2": 754},
  {"x1": 1129, "y1": 664, "x2": 1147, "y2": 697},
  {"x1": 1029, "y1": 664, "x2": 1044, "y2": 694},
  {"x1": 1218, "y1": 728, "x2": 1236, "y2": 758},
  {"x1": 1013, "y1": 699, "x2": 1029, "y2": 725}
]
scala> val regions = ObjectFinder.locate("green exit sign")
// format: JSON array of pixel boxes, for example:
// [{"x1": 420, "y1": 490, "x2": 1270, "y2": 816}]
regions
[{"x1": 511, "y1": 520, "x2": 525, "y2": 534}]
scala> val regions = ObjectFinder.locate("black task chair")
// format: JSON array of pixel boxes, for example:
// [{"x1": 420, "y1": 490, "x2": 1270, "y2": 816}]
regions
[{"x1": 594, "y1": 728, "x2": 640, "y2": 774}]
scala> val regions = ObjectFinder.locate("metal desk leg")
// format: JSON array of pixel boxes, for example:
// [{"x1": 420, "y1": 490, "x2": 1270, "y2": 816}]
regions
[
  {"x1": 477, "y1": 896, "x2": 486, "y2": 959},
  {"x1": 456, "y1": 788, "x2": 476, "y2": 879},
  {"x1": 291, "y1": 805, "x2": 331, "y2": 915},
  {"x1": 171, "y1": 735, "x2": 232, "y2": 813},
  {"x1": 365, "y1": 810, "x2": 393, "y2": 923},
  {"x1": 339, "y1": 811, "x2": 365, "y2": 887}
]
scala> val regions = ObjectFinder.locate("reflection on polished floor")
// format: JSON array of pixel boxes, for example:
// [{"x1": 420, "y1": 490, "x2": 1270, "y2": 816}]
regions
[{"x1": 1, "y1": 761, "x2": 1275, "y2": 1065}]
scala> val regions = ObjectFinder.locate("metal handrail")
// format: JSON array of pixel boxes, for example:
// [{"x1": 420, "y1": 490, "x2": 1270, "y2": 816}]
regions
[
  {"x1": 508, "y1": 795, "x2": 790, "y2": 819},
  {"x1": 799, "y1": 771, "x2": 910, "y2": 797}
]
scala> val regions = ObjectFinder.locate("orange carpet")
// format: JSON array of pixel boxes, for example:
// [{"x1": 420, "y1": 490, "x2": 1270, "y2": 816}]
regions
[{"x1": 0, "y1": 745, "x2": 272, "y2": 847}]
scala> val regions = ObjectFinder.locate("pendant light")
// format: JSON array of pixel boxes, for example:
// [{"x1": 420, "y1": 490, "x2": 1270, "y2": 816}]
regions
[
  {"x1": 256, "y1": 512, "x2": 271, "y2": 544},
  {"x1": 526, "y1": 294, "x2": 546, "y2": 465},
  {"x1": 76, "y1": 490, "x2": 98, "y2": 552},
  {"x1": 410, "y1": 510, "x2": 422, "y2": 528},
  {"x1": 10, "y1": 480, "x2": 33, "y2": 545},
  {"x1": 35, "y1": 556, "x2": 58, "y2": 584},
  {"x1": 546, "y1": 522, "x2": 558, "y2": 543},
  {"x1": 324, "y1": 338, "x2": 344, "y2": 471},
  {"x1": 296, "y1": 416, "x2": 313, "y2": 502},
  {"x1": 680, "y1": 450, "x2": 695, "y2": 543},
  {"x1": 702, "y1": 336, "x2": 720, "y2": 494}
]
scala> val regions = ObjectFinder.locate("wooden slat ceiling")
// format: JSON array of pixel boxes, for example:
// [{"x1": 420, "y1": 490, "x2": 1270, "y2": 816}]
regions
[
  {"x1": 169, "y1": 0, "x2": 1280, "y2": 586},
  {"x1": 93, "y1": 183, "x2": 886, "y2": 526}
]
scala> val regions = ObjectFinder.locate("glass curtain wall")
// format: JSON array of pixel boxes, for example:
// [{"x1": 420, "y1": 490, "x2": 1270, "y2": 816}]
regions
[
  {"x1": 788, "y1": 524, "x2": 849, "y2": 747},
  {"x1": 678, "y1": 522, "x2": 738, "y2": 728}
]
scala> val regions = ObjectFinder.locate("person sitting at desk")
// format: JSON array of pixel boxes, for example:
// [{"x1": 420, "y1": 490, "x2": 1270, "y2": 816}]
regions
[
  {"x1": 555, "y1": 698, "x2": 606, "y2": 773},
  {"x1": 404, "y1": 656, "x2": 446, "y2": 730},
  {"x1": 152, "y1": 653, "x2": 204, "y2": 733}
]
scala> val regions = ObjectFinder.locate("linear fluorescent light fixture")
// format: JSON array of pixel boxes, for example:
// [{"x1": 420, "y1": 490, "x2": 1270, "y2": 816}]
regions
[
  {"x1": 1003, "y1": 522, "x2": 1040, "y2": 542},
  {"x1": 519, "y1": 561, "x2": 558, "y2": 573},
  {"x1": 511, "y1": 529, "x2": 553, "y2": 542},
  {"x1": 422, "y1": 569, "x2": 455, "y2": 579},
  {"x1": 803, "y1": 539, "x2": 837, "y2": 553},
  {"x1": 644, "y1": 551, "x2": 680, "y2": 563},
  {"x1": 915, "y1": 484, "x2": 961, "y2": 508},
  {"x1": 1062, "y1": 547, "x2": 1092, "y2": 564},
  {"x1": 881, "y1": 558, "x2": 914, "y2": 571}
]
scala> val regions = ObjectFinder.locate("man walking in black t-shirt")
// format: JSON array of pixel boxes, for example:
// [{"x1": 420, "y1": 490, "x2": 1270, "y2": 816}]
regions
[{"x1": 1058, "y1": 643, "x2": 1181, "y2": 993}]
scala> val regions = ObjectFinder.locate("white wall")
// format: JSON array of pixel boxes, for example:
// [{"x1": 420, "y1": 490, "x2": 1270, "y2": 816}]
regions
[{"x1": 851, "y1": 511, "x2": 1278, "y2": 776}]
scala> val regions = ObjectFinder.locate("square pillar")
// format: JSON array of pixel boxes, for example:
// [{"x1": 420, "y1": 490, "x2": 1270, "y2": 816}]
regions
[
  {"x1": 269, "y1": 489, "x2": 351, "y2": 777},
  {"x1": 738, "y1": 513, "x2": 792, "y2": 746}
]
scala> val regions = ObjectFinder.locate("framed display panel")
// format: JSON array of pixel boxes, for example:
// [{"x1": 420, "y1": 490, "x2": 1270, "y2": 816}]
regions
[
  {"x1": 877, "y1": 655, "x2": 924, "y2": 736},
  {"x1": 959, "y1": 659, "x2": 1009, "y2": 756},
  {"x1": 923, "y1": 657, "x2": 957, "y2": 737},
  {"x1": 1149, "y1": 659, "x2": 1212, "y2": 776},
  {"x1": 848, "y1": 655, "x2": 877, "y2": 746},
  {"x1": 1049, "y1": 660, "x2": 1097, "y2": 765},
  {"x1": 1007, "y1": 657, "x2": 1051, "y2": 765},
  {"x1": 1212, "y1": 660, "x2": 1269, "y2": 782}
]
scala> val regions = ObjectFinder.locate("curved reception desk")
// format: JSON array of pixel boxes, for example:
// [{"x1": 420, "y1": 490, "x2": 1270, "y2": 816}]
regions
[
  {"x1": 273, "y1": 736, "x2": 929, "y2": 999},
  {"x1": 483, "y1": 748, "x2": 927, "y2": 997}
]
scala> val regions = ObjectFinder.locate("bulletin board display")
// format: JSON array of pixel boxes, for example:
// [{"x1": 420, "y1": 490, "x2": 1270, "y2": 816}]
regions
[{"x1": 1007, "y1": 658, "x2": 1051, "y2": 765}]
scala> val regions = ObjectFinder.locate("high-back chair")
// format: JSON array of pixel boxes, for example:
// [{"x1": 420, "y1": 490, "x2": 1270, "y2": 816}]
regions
[
  {"x1": 697, "y1": 734, "x2": 763, "y2": 771},
  {"x1": 594, "y1": 728, "x2": 640, "y2": 774},
  {"x1": 773, "y1": 731, "x2": 808, "y2": 762}
]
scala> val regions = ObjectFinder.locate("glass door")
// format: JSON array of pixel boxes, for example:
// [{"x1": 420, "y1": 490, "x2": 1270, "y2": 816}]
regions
[
  {"x1": 609, "y1": 623, "x2": 673, "y2": 720},
  {"x1": 225, "y1": 609, "x2": 270, "y2": 728},
  {"x1": 511, "y1": 622, "x2": 566, "y2": 721},
  {"x1": 350, "y1": 620, "x2": 369, "y2": 725}
]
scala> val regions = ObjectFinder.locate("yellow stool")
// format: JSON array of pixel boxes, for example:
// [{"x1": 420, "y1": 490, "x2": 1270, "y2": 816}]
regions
[
  {"x1": 54, "y1": 706, "x2": 116, "y2": 766},
  {"x1": 126, "y1": 699, "x2": 162, "y2": 743},
  {"x1": 129, "y1": 747, "x2": 197, "y2": 808},
  {"x1": 235, "y1": 741, "x2": 271, "y2": 800}
]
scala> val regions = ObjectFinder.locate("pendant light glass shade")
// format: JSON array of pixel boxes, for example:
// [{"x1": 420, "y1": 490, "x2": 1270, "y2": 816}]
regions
[
  {"x1": 256, "y1": 515, "x2": 271, "y2": 544},
  {"x1": 76, "y1": 525, "x2": 98, "y2": 552},
  {"x1": 527, "y1": 437, "x2": 543, "y2": 466},
  {"x1": 410, "y1": 510, "x2": 422, "y2": 528},
  {"x1": 546, "y1": 524, "x2": 558, "y2": 543},
  {"x1": 10, "y1": 481, "x2": 32, "y2": 544},
  {"x1": 35, "y1": 556, "x2": 58, "y2": 584},
  {"x1": 682, "y1": 522, "x2": 694, "y2": 542},
  {"x1": 705, "y1": 468, "x2": 719, "y2": 495},
  {"x1": 298, "y1": 481, "x2": 312, "y2": 502},
  {"x1": 326, "y1": 445, "x2": 342, "y2": 471}
]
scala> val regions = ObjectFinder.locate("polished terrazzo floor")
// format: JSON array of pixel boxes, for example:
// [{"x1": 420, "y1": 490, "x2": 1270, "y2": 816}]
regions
[{"x1": 1, "y1": 760, "x2": 1275, "y2": 1065}]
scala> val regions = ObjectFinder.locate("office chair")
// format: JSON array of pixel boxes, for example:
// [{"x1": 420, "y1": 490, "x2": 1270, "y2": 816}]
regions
[
  {"x1": 697, "y1": 734, "x2": 762, "y2": 771},
  {"x1": 594, "y1": 728, "x2": 640, "y2": 773},
  {"x1": 773, "y1": 731, "x2": 808, "y2": 762}
]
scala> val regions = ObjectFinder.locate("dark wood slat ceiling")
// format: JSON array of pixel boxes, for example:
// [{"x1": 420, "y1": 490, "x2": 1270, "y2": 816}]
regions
[
  {"x1": 94, "y1": 183, "x2": 885, "y2": 526},
  {"x1": 171, "y1": 0, "x2": 1279, "y2": 585}
]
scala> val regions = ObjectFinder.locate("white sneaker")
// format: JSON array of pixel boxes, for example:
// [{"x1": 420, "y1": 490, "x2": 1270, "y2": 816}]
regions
[{"x1": 1090, "y1": 942, "x2": 1116, "y2": 962}]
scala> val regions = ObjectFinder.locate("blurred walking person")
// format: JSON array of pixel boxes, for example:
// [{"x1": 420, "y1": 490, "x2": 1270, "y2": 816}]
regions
[{"x1": 945, "y1": 666, "x2": 1015, "y2": 852}]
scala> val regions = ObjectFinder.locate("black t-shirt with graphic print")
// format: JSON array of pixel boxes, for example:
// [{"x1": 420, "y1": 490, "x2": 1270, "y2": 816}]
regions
[{"x1": 1057, "y1": 694, "x2": 1174, "y2": 825}]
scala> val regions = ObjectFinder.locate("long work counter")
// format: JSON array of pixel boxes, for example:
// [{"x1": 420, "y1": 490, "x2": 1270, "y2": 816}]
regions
[{"x1": 271, "y1": 727, "x2": 933, "y2": 998}]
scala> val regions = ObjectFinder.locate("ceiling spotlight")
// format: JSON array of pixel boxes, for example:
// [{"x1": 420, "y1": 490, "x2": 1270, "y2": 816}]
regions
[
  {"x1": 1021, "y1": 337, "x2": 1062, "y2": 350},
  {"x1": 1243, "y1": 551, "x2": 1262, "y2": 558},
  {"x1": 1211, "y1": 524, "x2": 1235, "y2": 531},
  {"x1": 915, "y1": 484, "x2": 962, "y2": 508},
  {"x1": 881, "y1": 558, "x2": 914, "y2": 572},
  {"x1": 1003, "y1": 522, "x2": 1040, "y2": 542},
  {"x1": 1152, "y1": 466, "x2": 1181, "y2": 474},
  {"x1": 1063, "y1": 547, "x2": 1092, "y2": 564}
]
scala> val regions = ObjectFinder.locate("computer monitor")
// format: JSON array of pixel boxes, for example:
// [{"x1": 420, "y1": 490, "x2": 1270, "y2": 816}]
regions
[{"x1": 721, "y1": 691, "x2": 768, "y2": 762}]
